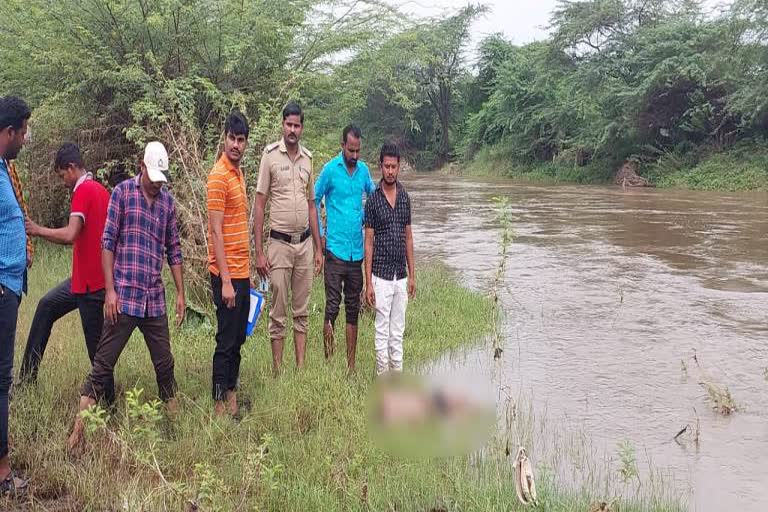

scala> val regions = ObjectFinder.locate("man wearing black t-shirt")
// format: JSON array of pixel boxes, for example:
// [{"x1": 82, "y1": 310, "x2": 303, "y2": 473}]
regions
[{"x1": 364, "y1": 143, "x2": 416, "y2": 376}]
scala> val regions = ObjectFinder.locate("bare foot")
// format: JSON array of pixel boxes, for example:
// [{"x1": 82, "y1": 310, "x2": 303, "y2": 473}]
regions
[
  {"x1": 214, "y1": 400, "x2": 227, "y2": 417},
  {"x1": 67, "y1": 417, "x2": 86, "y2": 457},
  {"x1": 165, "y1": 398, "x2": 179, "y2": 418},
  {"x1": 67, "y1": 396, "x2": 96, "y2": 457},
  {"x1": 226, "y1": 391, "x2": 238, "y2": 417},
  {"x1": 323, "y1": 321, "x2": 335, "y2": 359}
]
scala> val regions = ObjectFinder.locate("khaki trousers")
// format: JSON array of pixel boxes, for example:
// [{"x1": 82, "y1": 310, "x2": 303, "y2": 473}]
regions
[{"x1": 267, "y1": 237, "x2": 313, "y2": 341}]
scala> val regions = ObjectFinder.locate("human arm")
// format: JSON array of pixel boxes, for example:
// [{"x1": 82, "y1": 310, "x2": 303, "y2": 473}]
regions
[
  {"x1": 308, "y1": 199, "x2": 323, "y2": 276},
  {"x1": 406, "y1": 225, "x2": 416, "y2": 299},
  {"x1": 101, "y1": 187, "x2": 122, "y2": 324},
  {"x1": 25, "y1": 215, "x2": 83, "y2": 245},
  {"x1": 253, "y1": 193, "x2": 270, "y2": 278},
  {"x1": 306, "y1": 160, "x2": 323, "y2": 276},
  {"x1": 165, "y1": 200, "x2": 185, "y2": 325},
  {"x1": 207, "y1": 172, "x2": 235, "y2": 308},
  {"x1": 170, "y1": 263, "x2": 185, "y2": 326},
  {"x1": 364, "y1": 196, "x2": 376, "y2": 306},
  {"x1": 405, "y1": 194, "x2": 415, "y2": 298},
  {"x1": 364, "y1": 226, "x2": 375, "y2": 306},
  {"x1": 254, "y1": 152, "x2": 272, "y2": 279},
  {"x1": 102, "y1": 249, "x2": 118, "y2": 325},
  {"x1": 209, "y1": 211, "x2": 235, "y2": 308},
  {"x1": 314, "y1": 164, "x2": 329, "y2": 243}
]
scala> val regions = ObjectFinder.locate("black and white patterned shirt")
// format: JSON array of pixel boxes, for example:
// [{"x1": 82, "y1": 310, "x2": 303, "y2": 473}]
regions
[{"x1": 364, "y1": 181, "x2": 411, "y2": 280}]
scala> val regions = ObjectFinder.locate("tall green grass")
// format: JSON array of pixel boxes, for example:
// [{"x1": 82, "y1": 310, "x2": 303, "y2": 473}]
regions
[
  {"x1": 6, "y1": 246, "x2": 683, "y2": 511},
  {"x1": 450, "y1": 147, "x2": 615, "y2": 185},
  {"x1": 645, "y1": 146, "x2": 768, "y2": 191},
  {"x1": 451, "y1": 143, "x2": 768, "y2": 192}
]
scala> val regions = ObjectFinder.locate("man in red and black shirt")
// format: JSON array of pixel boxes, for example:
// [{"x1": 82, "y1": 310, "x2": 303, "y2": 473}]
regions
[{"x1": 21, "y1": 143, "x2": 113, "y2": 400}]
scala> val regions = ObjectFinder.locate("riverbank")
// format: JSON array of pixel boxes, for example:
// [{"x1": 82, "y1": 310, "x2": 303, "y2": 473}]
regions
[
  {"x1": 7, "y1": 247, "x2": 683, "y2": 510},
  {"x1": 448, "y1": 145, "x2": 768, "y2": 192}
]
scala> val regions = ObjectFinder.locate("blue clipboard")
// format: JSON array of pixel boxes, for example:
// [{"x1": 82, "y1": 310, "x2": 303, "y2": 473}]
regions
[{"x1": 246, "y1": 288, "x2": 265, "y2": 336}]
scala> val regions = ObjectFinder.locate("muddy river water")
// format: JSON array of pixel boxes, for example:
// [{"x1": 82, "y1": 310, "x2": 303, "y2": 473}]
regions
[{"x1": 406, "y1": 174, "x2": 768, "y2": 511}]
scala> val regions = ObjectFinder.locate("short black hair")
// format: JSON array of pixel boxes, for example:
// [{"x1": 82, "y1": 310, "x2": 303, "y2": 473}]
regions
[
  {"x1": 379, "y1": 142, "x2": 401, "y2": 163},
  {"x1": 342, "y1": 125, "x2": 362, "y2": 144},
  {"x1": 225, "y1": 110, "x2": 249, "y2": 139},
  {"x1": 282, "y1": 101, "x2": 304, "y2": 123},
  {"x1": 0, "y1": 96, "x2": 31, "y2": 132},
  {"x1": 54, "y1": 143, "x2": 84, "y2": 171},
  {"x1": 108, "y1": 162, "x2": 131, "y2": 188}
]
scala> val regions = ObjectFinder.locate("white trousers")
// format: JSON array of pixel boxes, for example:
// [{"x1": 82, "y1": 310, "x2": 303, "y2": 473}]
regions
[{"x1": 373, "y1": 275, "x2": 408, "y2": 375}]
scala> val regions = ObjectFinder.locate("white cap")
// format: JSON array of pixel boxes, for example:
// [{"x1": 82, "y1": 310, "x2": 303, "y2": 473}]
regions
[{"x1": 143, "y1": 141, "x2": 169, "y2": 183}]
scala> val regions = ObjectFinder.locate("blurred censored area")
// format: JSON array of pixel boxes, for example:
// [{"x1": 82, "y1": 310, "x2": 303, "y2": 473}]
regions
[{"x1": 367, "y1": 374, "x2": 495, "y2": 459}]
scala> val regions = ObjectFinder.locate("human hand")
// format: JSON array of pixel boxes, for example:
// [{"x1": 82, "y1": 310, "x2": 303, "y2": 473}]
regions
[
  {"x1": 255, "y1": 252, "x2": 270, "y2": 279},
  {"x1": 24, "y1": 216, "x2": 40, "y2": 237},
  {"x1": 408, "y1": 276, "x2": 416, "y2": 299},
  {"x1": 104, "y1": 288, "x2": 120, "y2": 325},
  {"x1": 176, "y1": 294, "x2": 186, "y2": 326},
  {"x1": 314, "y1": 251, "x2": 323, "y2": 276},
  {"x1": 222, "y1": 280, "x2": 236, "y2": 309}
]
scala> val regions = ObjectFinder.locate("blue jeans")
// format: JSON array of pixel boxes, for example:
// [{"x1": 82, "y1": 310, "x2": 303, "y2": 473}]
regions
[{"x1": 0, "y1": 284, "x2": 20, "y2": 459}]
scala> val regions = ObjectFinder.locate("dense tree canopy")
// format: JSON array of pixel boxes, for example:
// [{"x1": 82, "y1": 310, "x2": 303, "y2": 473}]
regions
[
  {"x1": 459, "y1": 0, "x2": 768, "y2": 184},
  {"x1": 1, "y1": 0, "x2": 767, "y2": 303}
]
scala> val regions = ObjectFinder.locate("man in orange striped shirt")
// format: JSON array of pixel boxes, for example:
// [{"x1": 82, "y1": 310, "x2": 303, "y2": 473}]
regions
[{"x1": 207, "y1": 111, "x2": 251, "y2": 417}]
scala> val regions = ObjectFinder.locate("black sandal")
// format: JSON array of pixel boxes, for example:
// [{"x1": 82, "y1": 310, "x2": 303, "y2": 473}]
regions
[{"x1": 0, "y1": 472, "x2": 28, "y2": 498}]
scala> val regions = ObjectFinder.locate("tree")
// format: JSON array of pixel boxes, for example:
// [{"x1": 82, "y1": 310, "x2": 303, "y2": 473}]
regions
[
  {"x1": 413, "y1": 4, "x2": 487, "y2": 164},
  {"x1": 0, "y1": 0, "x2": 409, "y2": 309}
]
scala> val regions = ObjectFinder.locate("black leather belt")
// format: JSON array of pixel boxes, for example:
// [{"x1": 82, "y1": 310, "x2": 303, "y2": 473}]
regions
[{"x1": 270, "y1": 228, "x2": 311, "y2": 244}]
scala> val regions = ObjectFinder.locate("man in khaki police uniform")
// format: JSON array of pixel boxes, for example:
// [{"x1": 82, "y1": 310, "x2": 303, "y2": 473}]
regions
[{"x1": 254, "y1": 101, "x2": 322, "y2": 375}]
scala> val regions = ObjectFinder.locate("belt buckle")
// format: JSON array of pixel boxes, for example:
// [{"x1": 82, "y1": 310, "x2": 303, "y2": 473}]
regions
[{"x1": 290, "y1": 233, "x2": 301, "y2": 244}]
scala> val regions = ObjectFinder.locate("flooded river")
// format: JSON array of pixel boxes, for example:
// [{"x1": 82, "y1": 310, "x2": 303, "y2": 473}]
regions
[{"x1": 407, "y1": 174, "x2": 768, "y2": 511}]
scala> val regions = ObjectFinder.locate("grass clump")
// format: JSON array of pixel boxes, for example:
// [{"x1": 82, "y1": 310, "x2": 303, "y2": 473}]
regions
[{"x1": 699, "y1": 381, "x2": 739, "y2": 415}]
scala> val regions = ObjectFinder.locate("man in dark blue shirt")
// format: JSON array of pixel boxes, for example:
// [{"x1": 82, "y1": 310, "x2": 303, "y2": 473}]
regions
[
  {"x1": 0, "y1": 95, "x2": 31, "y2": 496},
  {"x1": 315, "y1": 125, "x2": 375, "y2": 371},
  {"x1": 364, "y1": 143, "x2": 416, "y2": 376}
]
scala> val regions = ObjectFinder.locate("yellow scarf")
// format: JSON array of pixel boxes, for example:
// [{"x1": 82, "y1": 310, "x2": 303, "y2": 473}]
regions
[{"x1": 6, "y1": 161, "x2": 34, "y2": 265}]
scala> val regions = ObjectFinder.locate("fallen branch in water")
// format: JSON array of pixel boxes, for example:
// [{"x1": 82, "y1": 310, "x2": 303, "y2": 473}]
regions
[{"x1": 673, "y1": 425, "x2": 689, "y2": 442}]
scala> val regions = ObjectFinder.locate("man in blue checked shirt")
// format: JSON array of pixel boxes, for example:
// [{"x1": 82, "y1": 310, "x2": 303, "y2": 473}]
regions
[
  {"x1": 315, "y1": 125, "x2": 375, "y2": 371},
  {"x1": 0, "y1": 96, "x2": 31, "y2": 497}
]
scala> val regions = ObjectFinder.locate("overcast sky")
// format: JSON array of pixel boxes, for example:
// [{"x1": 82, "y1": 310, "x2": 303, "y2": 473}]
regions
[{"x1": 401, "y1": 0, "x2": 734, "y2": 57}]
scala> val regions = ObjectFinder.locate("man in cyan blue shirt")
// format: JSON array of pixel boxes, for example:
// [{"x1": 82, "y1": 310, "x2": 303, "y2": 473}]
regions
[
  {"x1": 0, "y1": 95, "x2": 31, "y2": 496},
  {"x1": 315, "y1": 125, "x2": 375, "y2": 371}
]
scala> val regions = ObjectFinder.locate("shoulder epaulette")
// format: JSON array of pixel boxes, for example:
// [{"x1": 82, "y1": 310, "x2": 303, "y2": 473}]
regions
[
  {"x1": 265, "y1": 141, "x2": 280, "y2": 153},
  {"x1": 301, "y1": 145, "x2": 313, "y2": 159}
]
